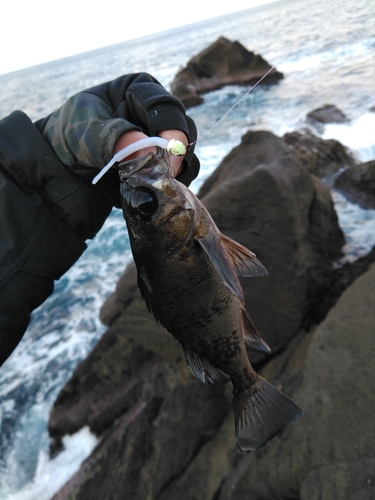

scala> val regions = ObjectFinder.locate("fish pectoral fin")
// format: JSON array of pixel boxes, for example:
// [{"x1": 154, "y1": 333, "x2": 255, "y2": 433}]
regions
[
  {"x1": 233, "y1": 376, "x2": 304, "y2": 453},
  {"x1": 183, "y1": 348, "x2": 230, "y2": 386},
  {"x1": 241, "y1": 307, "x2": 271, "y2": 353},
  {"x1": 137, "y1": 273, "x2": 168, "y2": 329},
  {"x1": 219, "y1": 234, "x2": 268, "y2": 277},
  {"x1": 196, "y1": 234, "x2": 244, "y2": 302}
]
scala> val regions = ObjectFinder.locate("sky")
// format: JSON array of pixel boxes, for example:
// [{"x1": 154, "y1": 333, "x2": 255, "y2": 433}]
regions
[{"x1": 1, "y1": 0, "x2": 276, "y2": 75}]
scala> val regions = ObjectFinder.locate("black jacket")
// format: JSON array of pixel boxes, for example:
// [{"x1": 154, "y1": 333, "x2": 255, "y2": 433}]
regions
[{"x1": 0, "y1": 73, "x2": 200, "y2": 290}]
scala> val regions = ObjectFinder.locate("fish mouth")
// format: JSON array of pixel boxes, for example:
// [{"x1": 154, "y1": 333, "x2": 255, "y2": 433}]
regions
[{"x1": 118, "y1": 148, "x2": 171, "y2": 183}]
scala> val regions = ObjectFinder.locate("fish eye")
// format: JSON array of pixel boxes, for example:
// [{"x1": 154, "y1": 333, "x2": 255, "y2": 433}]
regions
[{"x1": 130, "y1": 189, "x2": 158, "y2": 218}]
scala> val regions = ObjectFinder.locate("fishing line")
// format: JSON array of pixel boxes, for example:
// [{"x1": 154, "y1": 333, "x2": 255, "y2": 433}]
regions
[
  {"x1": 187, "y1": 0, "x2": 343, "y2": 148},
  {"x1": 93, "y1": 0, "x2": 343, "y2": 185}
]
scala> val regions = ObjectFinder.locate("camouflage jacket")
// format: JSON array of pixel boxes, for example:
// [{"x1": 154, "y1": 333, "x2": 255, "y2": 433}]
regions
[
  {"x1": 0, "y1": 73, "x2": 199, "y2": 289},
  {"x1": 36, "y1": 72, "x2": 200, "y2": 189}
]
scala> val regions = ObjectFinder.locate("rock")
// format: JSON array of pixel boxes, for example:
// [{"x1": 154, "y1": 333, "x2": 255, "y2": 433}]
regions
[
  {"x1": 334, "y1": 160, "x2": 375, "y2": 209},
  {"x1": 49, "y1": 129, "x2": 362, "y2": 500},
  {"x1": 217, "y1": 263, "x2": 375, "y2": 500},
  {"x1": 283, "y1": 129, "x2": 355, "y2": 178},
  {"x1": 300, "y1": 461, "x2": 375, "y2": 500},
  {"x1": 99, "y1": 260, "x2": 138, "y2": 327},
  {"x1": 198, "y1": 130, "x2": 344, "y2": 355},
  {"x1": 50, "y1": 276, "x2": 230, "y2": 499},
  {"x1": 170, "y1": 37, "x2": 283, "y2": 108},
  {"x1": 306, "y1": 104, "x2": 349, "y2": 132},
  {"x1": 311, "y1": 245, "x2": 375, "y2": 325}
]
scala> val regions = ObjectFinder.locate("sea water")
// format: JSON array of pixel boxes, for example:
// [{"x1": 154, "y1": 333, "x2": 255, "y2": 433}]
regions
[{"x1": 0, "y1": 0, "x2": 374, "y2": 497}]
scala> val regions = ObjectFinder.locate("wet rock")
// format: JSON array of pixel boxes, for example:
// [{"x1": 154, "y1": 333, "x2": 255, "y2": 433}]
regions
[
  {"x1": 300, "y1": 461, "x2": 375, "y2": 500},
  {"x1": 170, "y1": 37, "x2": 283, "y2": 108},
  {"x1": 283, "y1": 128, "x2": 355, "y2": 178},
  {"x1": 198, "y1": 130, "x2": 344, "y2": 355},
  {"x1": 217, "y1": 263, "x2": 375, "y2": 500},
  {"x1": 312, "y1": 245, "x2": 375, "y2": 325},
  {"x1": 306, "y1": 104, "x2": 349, "y2": 132},
  {"x1": 50, "y1": 280, "x2": 230, "y2": 499},
  {"x1": 334, "y1": 159, "x2": 375, "y2": 209}
]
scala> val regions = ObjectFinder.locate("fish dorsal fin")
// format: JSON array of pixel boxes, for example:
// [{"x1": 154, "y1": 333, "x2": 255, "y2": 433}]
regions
[
  {"x1": 219, "y1": 234, "x2": 268, "y2": 277},
  {"x1": 183, "y1": 348, "x2": 230, "y2": 386},
  {"x1": 241, "y1": 306, "x2": 271, "y2": 353},
  {"x1": 195, "y1": 232, "x2": 244, "y2": 302}
]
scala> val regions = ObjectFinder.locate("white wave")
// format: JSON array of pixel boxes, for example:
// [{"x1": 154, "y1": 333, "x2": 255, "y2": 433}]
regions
[
  {"x1": 332, "y1": 190, "x2": 375, "y2": 264},
  {"x1": 278, "y1": 37, "x2": 374, "y2": 75},
  {"x1": 2, "y1": 427, "x2": 98, "y2": 500},
  {"x1": 323, "y1": 112, "x2": 375, "y2": 163}
]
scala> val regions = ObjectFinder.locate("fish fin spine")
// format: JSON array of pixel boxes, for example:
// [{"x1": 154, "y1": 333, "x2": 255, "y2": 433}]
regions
[
  {"x1": 183, "y1": 348, "x2": 230, "y2": 385},
  {"x1": 241, "y1": 307, "x2": 271, "y2": 353},
  {"x1": 195, "y1": 235, "x2": 244, "y2": 302},
  {"x1": 233, "y1": 376, "x2": 303, "y2": 453},
  {"x1": 220, "y1": 234, "x2": 268, "y2": 277}
]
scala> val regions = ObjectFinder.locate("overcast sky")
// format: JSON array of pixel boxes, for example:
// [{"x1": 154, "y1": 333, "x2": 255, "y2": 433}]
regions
[{"x1": 1, "y1": 0, "x2": 276, "y2": 75}]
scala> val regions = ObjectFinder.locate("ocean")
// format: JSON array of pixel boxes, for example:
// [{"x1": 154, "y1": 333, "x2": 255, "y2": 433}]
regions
[{"x1": 0, "y1": 0, "x2": 374, "y2": 497}]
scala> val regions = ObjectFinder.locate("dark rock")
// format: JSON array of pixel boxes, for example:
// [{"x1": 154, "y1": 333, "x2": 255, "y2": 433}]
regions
[
  {"x1": 306, "y1": 104, "x2": 349, "y2": 132},
  {"x1": 334, "y1": 160, "x2": 375, "y2": 209},
  {"x1": 312, "y1": 245, "x2": 375, "y2": 325},
  {"x1": 198, "y1": 130, "x2": 344, "y2": 355},
  {"x1": 99, "y1": 261, "x2": 138, "y2": 327},
  {"x1": 49, "y1": 273, "x2": 230, "y2": 499},
  {"x1": 170, "y1": 37, "x2": 283, "y2": 108},
  {"x1": 50, "y1": 129, "x2": 375, "y2": 500},
  {"x1": 217, "y1": 263, "x2": 375, "y2": 500},
  {"x1": 300, "y1": 461, "x2": 375, "y2": 500},
  {"x1": 283, "y1": 129, "x2": 355, "y2": 178}
]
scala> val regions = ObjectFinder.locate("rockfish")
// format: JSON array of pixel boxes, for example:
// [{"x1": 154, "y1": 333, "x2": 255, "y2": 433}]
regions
[{"x1": 119, "y1": 149, "x2": 303, "y2": 452}]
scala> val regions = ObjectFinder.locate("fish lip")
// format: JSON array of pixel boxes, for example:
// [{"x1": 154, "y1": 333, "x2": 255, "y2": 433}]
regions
[{"x1": 118, "y1": 148, "x2": 171, "y2": 182}]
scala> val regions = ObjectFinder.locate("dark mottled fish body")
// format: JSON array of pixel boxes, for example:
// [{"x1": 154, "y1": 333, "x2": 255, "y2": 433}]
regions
[{"x1": 119, "y1": 149, "x2": 303, "y2": 452}]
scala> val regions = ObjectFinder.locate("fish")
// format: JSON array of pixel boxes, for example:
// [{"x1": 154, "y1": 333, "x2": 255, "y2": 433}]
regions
[{"x1": 118, "y1": 148, "x2": 303, "y2": 452}]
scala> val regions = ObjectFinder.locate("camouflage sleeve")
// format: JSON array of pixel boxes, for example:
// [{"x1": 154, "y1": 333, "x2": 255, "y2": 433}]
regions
[
  {"x1": 42, "y1": 92, "x2": 141, "y2": 169},
  {"x1": 41, "y1": 73, "x2": 194, "y2": 170}
]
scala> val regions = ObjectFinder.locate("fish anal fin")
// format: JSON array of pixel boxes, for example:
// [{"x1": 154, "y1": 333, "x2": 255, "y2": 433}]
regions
[
  {"x1": 220, "y1": 234, "x2": 268, "y2": 277},
  {"x1": 183, "y1": 348, "x2": 230, "y2": 386},
  {"x1": 196, "y1": 234, "x2": 244, "y2": 302},
  {"x1": 241, "y1": 307, "x2": 271, "y2": 353},
  {"x1": 233, "y1": 376, "x2": 304, "y2": 452}
]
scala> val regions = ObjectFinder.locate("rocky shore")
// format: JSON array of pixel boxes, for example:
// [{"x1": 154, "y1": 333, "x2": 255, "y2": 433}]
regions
[{"x1": 47, "y1": 111, "x2": 375, "y2": 498}]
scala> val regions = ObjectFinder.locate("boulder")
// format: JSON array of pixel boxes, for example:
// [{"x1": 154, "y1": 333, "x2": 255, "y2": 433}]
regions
[
  {"x1": 216, "y1": 262, "x2": 375, "y2": 500},
  {"x1": 49, "y1": 129, "x2": 363, "y2": 500},
  {"x1": 50, "y1": 277, "x2": 230, "y2": 499},
  {"x1": 198, "y1": 130, "x2": 344, "y2": 354},
  {"x1": 334, "y1": 160, "x2": 375, "y2": 209},
  {"x1": 170, "y1": 37, "x2": 283, "y2": 108},
  {"x1": 283, "y1": 129, "x2": 355, "y2": 178},
  {"x1": 306, "y1": 104, "x2": 349, "y2": 132}
]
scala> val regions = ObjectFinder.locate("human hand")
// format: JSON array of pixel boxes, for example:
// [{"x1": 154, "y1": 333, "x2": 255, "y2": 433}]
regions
[{"x1": 114, "y1": 129, "x2": 188, "y2": 178}]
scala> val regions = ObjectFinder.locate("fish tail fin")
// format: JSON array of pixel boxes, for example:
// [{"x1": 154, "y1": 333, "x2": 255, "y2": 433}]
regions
[{"x1": 233, "y1": 376, "x2": 303, "y2": 453}]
